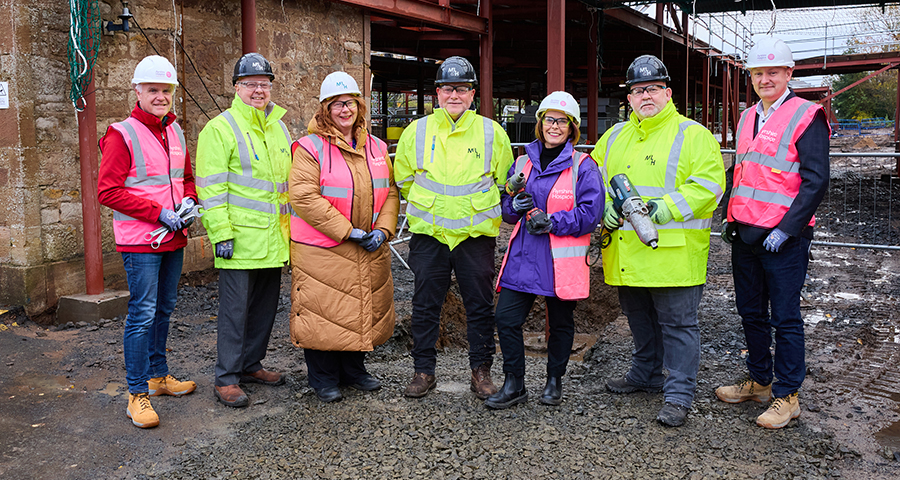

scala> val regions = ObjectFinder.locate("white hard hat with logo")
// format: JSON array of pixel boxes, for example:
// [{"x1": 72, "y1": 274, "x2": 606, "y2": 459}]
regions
[
  {"x1": 319, "y1": 71, "x2": 361, "y2": 102},
  {"x1": 131, "y1": 55, "x2": 179, "y2": 85},
  {"x1": 745, "y1": 36, "x2": 795, "y2": 69},
  {"x1": 536, "y1": 91, "x2": 581, "y2": 126}
]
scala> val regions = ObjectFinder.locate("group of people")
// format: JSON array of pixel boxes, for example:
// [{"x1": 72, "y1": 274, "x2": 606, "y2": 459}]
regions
[{"x1": 98, "y1": 35, "x2": 827, "y2": 433}]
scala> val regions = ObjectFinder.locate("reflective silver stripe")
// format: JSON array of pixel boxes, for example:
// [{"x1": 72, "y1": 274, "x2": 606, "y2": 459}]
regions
[
  {"x1": 415, "y1": 118, "x2": 428, "y2": 170},
  {"x1": 688, "y1": 175, "x2": 725, "y2": 202},
  {"x1": 739, "y1": 151, "x2": 801, "y2": 173},
  {"x1": 195, "y1": 172, "x2": 230, "y2": 187},
  {"x1": 733, "y1": 184, "x2": 795, "y2": 208},
  {"x1": 482, "y1": 117, "x2": 493, "y2": 173},
  {"x1": 228, "y1": 194, "x2": 280, "y2": 214},
  {"x1": 276, "y1": 182, "x2": 289, "y2": 193},
  {"x1": 196, "y1": 172, "x2": 275, "y2": 192},
  {"x1": 124, "y1": 175, "x2": 174, "y2": 187},
  {"x1": 118, "y1": 121, "x2": 148, "y2": 177},
  {"x1": 665, "y1": 120, "x2": 700, "y2": 191},
  {"x1": 632, "y1": 185, "x2": 667, "y2": 197},
  {"x1": 372, "y1": 178, "x2": 390, "y2": 189},
  {"x1": 670, "y1": 191, "x2": 695, "y2": 220},
  {"x1": 321, "y1": 186, "x2": 350, "y2": 198},
  {"x1": 735, "y1": 111, "x2": 750, "y2": 164},
  {"x1": 172, "y1": 123, "x2": 186, "y2": 156},
  {"x1": 200, "y1": 193, "x2": 229, "y2": 210},
  {"x1": 170, "y1": 168, "x2": 184, "y2": 178},
  {"x1": 551, "y1": 245, "x2": 588, "y2": 259},
  {"x1": 406, "y1": 203, "x2": 501, "y2": 229},
  {"x1": 221, "y1": 111, "x2": 253, "y2": 176},
  {"x1": 278, "y1": 120, "x2": 291, "y2": 145},
  {"x1": 621, "y1": 217, "x2": 711, "y2": 231},
  {"x1": 514, "y1": 155, "x2": 529, "y2": 176},
  {"x1": 774, "y1": 101, "x2": 815, "y2": 167},
  {"x1": 396, "y1": 174, "x2": 414, "y2": 191},
  {"x1": 280, "y1": 203, "x2": 291, "y2": 215},
  {"x1": 604, "y1": 122, "x2": 627, "y2": 166},
  {"x1": 305, "y1": 134, "x2": 325, "y2": 167},
  {"x1": 412, "y1": 172, "x2": 494, "y2": 197},
  {"x1": 372, "y1": 212, "x2": 380, "y2": 224},
  {"x1": 113, "y1": 211, "x2": 137, "y2": 221}
]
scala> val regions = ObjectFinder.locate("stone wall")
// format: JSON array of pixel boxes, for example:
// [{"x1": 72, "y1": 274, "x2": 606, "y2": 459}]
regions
[{"x1": 0, "y1": 0, "x2": 369, "y2": 317}]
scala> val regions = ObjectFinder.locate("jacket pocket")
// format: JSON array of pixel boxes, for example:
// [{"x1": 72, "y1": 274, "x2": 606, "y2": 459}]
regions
[
  {"x1": 656, "y1": 229, "x2": 686, "y2": 248},
  {"x1": 406, "y1": 184, "x2": 437, "y2": 211},
  {"x1": 469, "y1": 189, "x2": 499, "y2": 213},
  {"x1": 231, "y1": 209, "x2": 270, "y2": 259}
]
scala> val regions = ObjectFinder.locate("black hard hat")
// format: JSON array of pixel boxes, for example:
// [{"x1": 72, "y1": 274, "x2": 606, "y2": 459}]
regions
[
  {"x1": 232, "y1": 53, "x2": 275, "y2": 85},
  {"x1": 435, "y1": 56, "x2": 478, "y2": 86},
  {"x1": 625, "y1": 55, "x2": 670, "y2": 88}
]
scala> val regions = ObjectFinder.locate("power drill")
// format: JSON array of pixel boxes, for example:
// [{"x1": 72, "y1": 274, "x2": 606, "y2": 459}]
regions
[
  {"x1": 505, "y1": 172, "x2": 527, "y2": 196},
  {"x1": 609, "y1": 173, "x2": 659, "y2": 249}
]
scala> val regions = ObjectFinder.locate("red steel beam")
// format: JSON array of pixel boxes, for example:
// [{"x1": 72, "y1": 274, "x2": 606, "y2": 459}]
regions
[
  {"x1": 588, "y1": 23, "x2": 599, "y2": 144},
  {"x1": 895, "y1": 69, "x2": 899, "y2": 156},
  {"x1": 241, "y1": 0, "x2": 257, "y2": 53},
  {"x1": 547, "y1": 0, "x2": 565, "y2": 93},
  {"x1": 332, "y1": 0, "x2": 487, "y2": 34},
  {"x1": 78, "y1": 77, "x2": 104, "y2": 294},
  {"x1": 817, "y1": 62, "x2": 899, "y2": 104},
  {"x1": 702, "y1": 57, "x2": 710, "y2": 128},
  {"x1": 720, "y1": 63, "x2": 729, "y2": 148},
  {"x1": 479, "y1": 0, "x2": 493, "y2": 118}
]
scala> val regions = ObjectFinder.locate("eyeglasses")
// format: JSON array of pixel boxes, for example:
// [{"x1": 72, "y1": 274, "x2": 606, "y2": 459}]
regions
[
  {"x1": 629, "y1": 85, "x2": 666, "y2": 96},
  {"x1": 329, "y1": 99, "x2": 359, "y2": 111},
  {"x1": 542, "y1": 116, "x2": 570, "y2": 127},
  {"x1": 238, "y1": 81, "x2": 273, "y2": 91},
  {"x1": 438, "y1": 85, "x2": 473, "y2": 95}
]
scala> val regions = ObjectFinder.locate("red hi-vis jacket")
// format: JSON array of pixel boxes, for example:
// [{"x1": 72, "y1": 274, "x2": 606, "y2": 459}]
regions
[
  {"x1": 497, "y1": 152, "x2": 592, "y2": 301},
  {"x1": 290, "y1": 134, "x2": 391, "y2": 247},
  {"x1": 728, "y1": 96, "x2": 827, "y2": 229},
  {"x1": 108, "y1": 117, "x2": 186, "y2": 247}
]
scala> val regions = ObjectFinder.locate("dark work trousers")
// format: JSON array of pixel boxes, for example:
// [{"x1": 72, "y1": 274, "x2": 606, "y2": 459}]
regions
[
  {"x1": 617, "y1": 284, "x2": 704, "y2": 409},
  {"x1": 495, "y1": 287, "x2": 576, "y2": 379},
  {"x1": 408, "y1": 233, "x2": 497, "y2": 375},
  {"x1": 304, "y1": 349, "x2": 367, "y2": 389},
  {"x1": 215, "y1": 267, "x2": 282, "y2": 387},
  {"x1": 732, "y1": 234, "x2": 810, "y2": 398}
]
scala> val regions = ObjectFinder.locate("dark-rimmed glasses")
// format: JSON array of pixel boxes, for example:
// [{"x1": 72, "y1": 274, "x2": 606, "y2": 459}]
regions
[
  {"x1": 438, "y1": 85, "x2": 473, "y2": 95},
  {"x1": 329, "y1": 99, "x2": 359, "y2": 111},
  {"x1": 237, "y1": 81, "x2": 273, "y2": 91},
  {"x1": 629, "y1": 85, "x2": 666, "y2": 96},
  {"x1": 542, "y1": 116, "x2": 570, "y2": 127}
]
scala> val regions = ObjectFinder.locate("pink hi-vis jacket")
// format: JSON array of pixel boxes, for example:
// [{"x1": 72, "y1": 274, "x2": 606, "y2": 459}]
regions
[
  {"x1": 290, "y1": 134, "x2": 390, "y2": 247},
  {"x1": 728, "y1": 96, "x2": 826, "y2": 229},
  {"x1": 497, "y1": 152, "x2": 593, "y2": 301},
  {"x1": 108, "y1": 117, "x2": 186, "y2": 247}
]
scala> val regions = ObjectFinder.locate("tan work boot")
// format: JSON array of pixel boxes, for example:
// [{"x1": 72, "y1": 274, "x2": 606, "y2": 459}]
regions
[
  {"x1": 470, "y1": 364, "x2": 498, "y2": 400},
  {"x1": 149, "y1": 375, "x2": 197, "y2": 397},
  {"x1": 757, "y1": 392, "x2": 801, "y2": 429},
  {"x1": 403, "y1": 372, "x2": 436, "y2": 398},
  {"x1": 715, "y1": 378, "x2": 772, "y2": 404},
  {"x1": 126, "y1": 393, "x2": 160, "y2": 428}
]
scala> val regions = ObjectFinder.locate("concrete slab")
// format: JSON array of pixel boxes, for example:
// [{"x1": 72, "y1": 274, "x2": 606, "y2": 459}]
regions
[{"x1": 56, "y1": 290, "x2": 129, "y2": 325}]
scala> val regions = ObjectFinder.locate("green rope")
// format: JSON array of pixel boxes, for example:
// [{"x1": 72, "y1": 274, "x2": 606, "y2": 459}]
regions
[{"x1": 67, "y1": 0, "x2": 100, "y2": 111}]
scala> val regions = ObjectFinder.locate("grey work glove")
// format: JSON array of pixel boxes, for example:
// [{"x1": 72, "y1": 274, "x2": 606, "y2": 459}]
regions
[
  {"x1": 763, "y1": 228, "x2": 789, "y2": 253},
  {"x1": 646, "y1": 198, "x2": 673, "y2": 225},
  {"x1": 215, "y1": 240, "x2": 234, "y2": 259},
  {"x1": 512, "y1": 192, "x2": 534, "y2": 214},
  {"x1": 348, "y1": 228, "x2": 368, "y2": 243},
  {"x1": 177, "y1": 198, "x2": 197, "y2": 228},
  {"x1": 602, "y1": 202, "x2": 622, "y2": 231},
  {"x1": 158, "y1": 207, "x2": 185, "y2": 233},
  {"x1": 359, "y1": 230, "x2": 386, "y2": 252}
]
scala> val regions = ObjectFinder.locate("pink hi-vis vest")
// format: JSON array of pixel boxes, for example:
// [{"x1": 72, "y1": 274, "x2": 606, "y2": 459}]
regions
[
  {"x1": 290, "y1": 134, "x2": 390, "y2": 247},
  {"x1": 108, "y1": 117, "x2": 186, "y2": 247},
  {"x1": 497, "y1": 151, "x2": 592, "y2": 301},
  {"x1": 727, "y1": 96, "x2": 828, "y2": 229}
]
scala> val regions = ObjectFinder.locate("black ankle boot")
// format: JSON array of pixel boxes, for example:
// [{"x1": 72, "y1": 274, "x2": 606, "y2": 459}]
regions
[
  {"x1": 484, "y1": 373, "x2": 527, "y2": 410},
  {"x1": 540, "y1": 376, "x2": 562, "y2": 406}
]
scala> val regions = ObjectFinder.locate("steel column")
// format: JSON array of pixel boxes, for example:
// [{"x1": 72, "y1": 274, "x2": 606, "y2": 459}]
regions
[
  {"x1": 241, "y1": 0, "x2": 257, "y2": 53},
  {"x1": 702, "y1": 56, "x2": 710, "y2": 128},
  {"x1": 547, "y1": 0, "x2": 565, "y2": 93},
  {"x1": 78, "y1": 78, "x2": 103, "y2": 295},
  {"x1": 588, "y1": 23, "x2": 599, "y2": 143},
  {"x1": 720, "y1": 63, "x2": 729, "y2": 148},
  {"x1": 479, "y1": 0, "x2": 493, "y2": 118},
  {"x1": 895, "y1": 69, "x2": 899, "y2": 160}
]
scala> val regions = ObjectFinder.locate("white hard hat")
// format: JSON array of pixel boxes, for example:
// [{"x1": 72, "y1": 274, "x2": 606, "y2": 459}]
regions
[
  {"x1": 131, "y1": 55, "x2": 179, "y2": 86},
  {"x1": 536, "y1": 91, "x2": 581, "y2": 127},
  {"x1": 319, "y1": 71, "x2": 361, "y2": 102},
  {"x1": 745, "y1": 36, "x2": 795, "y2": 69}
]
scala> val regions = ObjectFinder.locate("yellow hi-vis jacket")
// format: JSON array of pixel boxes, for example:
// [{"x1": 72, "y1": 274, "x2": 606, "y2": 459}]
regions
[
  {"x1": 591, "y1": 100, "x2": 725, "y2": 287},
  {"x1": 196, "y1": 95, "x2": 292, "y2": 269},
  {"x1": 394, "y1": 108, "x2": 514, "y2": 250}
]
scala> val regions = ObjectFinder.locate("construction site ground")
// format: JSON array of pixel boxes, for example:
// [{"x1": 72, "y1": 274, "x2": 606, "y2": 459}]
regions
[{"x1": 1, "y1": 134, "x2": 899, "y2": 479}]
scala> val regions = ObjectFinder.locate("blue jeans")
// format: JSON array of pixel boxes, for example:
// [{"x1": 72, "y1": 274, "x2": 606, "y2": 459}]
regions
[
  {"x1": 617, "y1": 285, "x2": 703, "y2": 409},
  {"x1": 122, "y1": 250, "x2": 184, "y2": 394},
  {"x1": 732, "y1": 235, "x2": 810, "y2": 398}
]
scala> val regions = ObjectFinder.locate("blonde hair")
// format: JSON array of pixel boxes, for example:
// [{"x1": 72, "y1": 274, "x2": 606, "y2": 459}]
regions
[{"x1": 534, "y1": 112, "x2": 580, "y2": 145}]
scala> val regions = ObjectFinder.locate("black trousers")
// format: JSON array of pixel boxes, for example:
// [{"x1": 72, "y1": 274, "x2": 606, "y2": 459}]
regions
[
  {"x1": 495, "y1": 288, "x2": 576, "y2": 378},
  {"x1": 304, "y1": 349, "x2": 368, "y2": 389},
  {"x1": 215, "y1": 267, "x2": 281, "y2": 386},
  {"x1": 408, "y1": 234, "x2": 497, "y2": 375}
]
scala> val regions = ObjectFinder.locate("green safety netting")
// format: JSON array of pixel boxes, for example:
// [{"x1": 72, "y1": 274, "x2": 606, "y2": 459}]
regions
[{"x1": 68, "y1": 0, "x2": 100, "y2": 111}]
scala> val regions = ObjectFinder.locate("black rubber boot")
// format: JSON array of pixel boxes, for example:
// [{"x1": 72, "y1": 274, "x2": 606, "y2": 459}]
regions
[
  {"x1": 484, "y1": 373, "x2": 527, "y2": 410},
  {"x1": 540, "y1": 376, "x2": 562, "y2": 406}
]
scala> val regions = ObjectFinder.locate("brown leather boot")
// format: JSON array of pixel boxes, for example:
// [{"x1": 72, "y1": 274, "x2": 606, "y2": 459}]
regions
[
  {"x1": 403, "y1": 372, "x2": 436, "y2": 398},
  {"x1": 470, "y1": 363, "x2": 498, "y2": 400},
  {"x1": 240, "y1": 368, "x2": 285, "y2": 386},
  {"x1": 214, "y1": 384, "x2": 249, "y2": 408}
]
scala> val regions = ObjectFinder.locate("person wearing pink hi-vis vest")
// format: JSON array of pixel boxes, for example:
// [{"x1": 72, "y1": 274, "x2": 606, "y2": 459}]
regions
[
  {"x1": 485, "y1": 92, "x2": 602, "y2": 410},
  {"x1": 288, "y1": 72, "x2": 399, "y2": 403},
  {"x1": 717, "y1": 36, "x2": 830, "y2": 430},
  {"x1": 98, "y1": 55, "x2": 198, "y2": 429}
]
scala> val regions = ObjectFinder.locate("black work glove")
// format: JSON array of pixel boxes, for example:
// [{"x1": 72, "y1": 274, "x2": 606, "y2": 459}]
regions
[
  {"x1": 215, "y1": 240, "x2": 234, "y2": 259},
  {"x1": 721, "y1": 221, "x2": 738, "y2": 244},
  {"x1": 525, "y1": 208, "x2": 553, "y2": 235},
  {"x1": 512, "y1": 192, "x2": 534, "y2": 214}
]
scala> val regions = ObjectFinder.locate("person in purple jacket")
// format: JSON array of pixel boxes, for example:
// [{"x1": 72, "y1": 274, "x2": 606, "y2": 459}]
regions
[{"x1": 485, "y1": 91, "x2": 603, "y2": 409}]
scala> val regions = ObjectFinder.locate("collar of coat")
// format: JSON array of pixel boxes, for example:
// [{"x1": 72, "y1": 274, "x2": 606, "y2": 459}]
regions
[
  {"x1": 524, "y1": 139, "x2": 575, "y2": 176},
  {"x1": 433, "y1": 108, "x2": 477, "y2": 132},
  {"x1": 306, "y1": 115, "x2": 371, "y2": 154},
  {"x1": 628, "y1": 100, "x2": 678, "y2": 140},
  {"x1": 229, "y1": 94, "x2": 286, "y2": 131}
]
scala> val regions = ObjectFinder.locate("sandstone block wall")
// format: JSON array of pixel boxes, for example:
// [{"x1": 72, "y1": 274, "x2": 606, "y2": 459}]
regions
[{"x1": 0, "y1": 0, "x2": 370, "y2": 317}]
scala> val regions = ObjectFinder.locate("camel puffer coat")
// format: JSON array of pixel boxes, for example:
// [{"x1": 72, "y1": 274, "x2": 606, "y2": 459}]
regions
[{"x1": 289, "y1": 118, "x2": 399, "y2": 351}]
